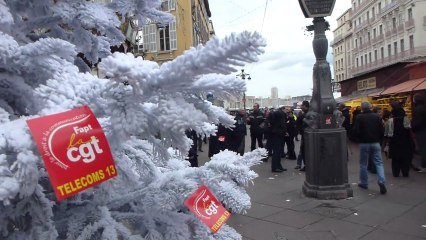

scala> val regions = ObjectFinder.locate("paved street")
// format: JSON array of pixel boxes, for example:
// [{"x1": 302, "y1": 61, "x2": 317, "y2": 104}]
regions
[{"x1": 198, "y1": 135, "x2": 426, "y2": 240}]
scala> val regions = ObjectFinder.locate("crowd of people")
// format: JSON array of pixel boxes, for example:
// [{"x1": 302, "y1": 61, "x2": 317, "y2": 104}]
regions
[
  {"x1": 348, "y1": 93, "x2": 426, "y2": 194},
  {"x1": 184, "y1": 93, "x2": 426, "y2": 195},
  {"x1": 185, "y1": 101, "x2": 311, "y2": 173}
]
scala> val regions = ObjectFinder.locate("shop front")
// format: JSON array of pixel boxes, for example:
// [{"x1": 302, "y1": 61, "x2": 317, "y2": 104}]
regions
[{"x1": 337, "y1": 62, "x2": 426, "y2": 121}]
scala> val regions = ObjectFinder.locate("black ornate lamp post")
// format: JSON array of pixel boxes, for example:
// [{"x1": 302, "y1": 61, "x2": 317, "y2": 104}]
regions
[
  {"x1": 236, "y1": 69, "x2": 251, "y2": 110},
  {"x1": 298, "y1": 0, "x2": 353, "y2": 199}
]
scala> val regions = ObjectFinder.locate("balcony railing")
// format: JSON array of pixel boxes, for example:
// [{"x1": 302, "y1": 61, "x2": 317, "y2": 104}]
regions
[
  {"x1": 353, "y1": 19, "x2": 369, "y2": 33},
  {"x1": 349, "y1": 47, "x2": 426, "y2": 76},
  {"x1": 353, "y1": 0, "x2": 372, "y2": 16},
  {"x1": 397, "y1": 24, "x2": 404, "y2": 33},
  {"x1": 405, "y1": 18, "x2": 415, "y2": 29},
  {"x1": 381, "y1": 1, "x2": 398, "y2": 15},
  {"x1": 385, "y1": 30, "x2": 392, "y2": 38},
  {"x1": 371, "y1": 34, "x2": 384, "y2": 45}
]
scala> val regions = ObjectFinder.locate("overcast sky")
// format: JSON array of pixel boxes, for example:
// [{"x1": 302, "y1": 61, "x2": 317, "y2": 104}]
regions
[{"x1": 209, "y1": 0, "x2": 352, "y2": 98}]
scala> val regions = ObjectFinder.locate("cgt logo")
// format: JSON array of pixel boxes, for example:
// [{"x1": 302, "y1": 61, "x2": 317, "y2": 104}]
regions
[
  {"x1": 27, "y1": 106, "x2": 117, "y2": 201},
  {"x1": 66, "y1": 125, "x2": 103, "y2": 163},
  {"x1": 194, "y1": 189, "x2": 219, "y2": 219},
  {"x1": 47, "y1": 115, "x2": 105, "y2": 167},
  {"x1": 184, "y1": 185, "x2": 231, "y2": 233}
]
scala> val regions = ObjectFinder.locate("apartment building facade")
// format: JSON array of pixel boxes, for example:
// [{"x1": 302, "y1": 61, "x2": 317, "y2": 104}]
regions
[
  {"x1": 333, "y1": 0, "x2": 426, "y2": 82},
  {"x1": 126, "y1": 0, "x2": 213, "y2": 63},
  {"x1": 349, "y1": 0, "x2": 426, "y2": 77},
  {"x1": 331, "y1": 8, "x2": 353, "y2": 88},
  {"x1": 332, "y1": 0, "x2": 426, "y2": 118}
]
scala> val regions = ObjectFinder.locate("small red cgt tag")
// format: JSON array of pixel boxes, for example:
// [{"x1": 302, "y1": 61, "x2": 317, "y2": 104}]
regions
[
  {"x1": 27, "y1": 106, "x2": 117, "y2": 201},
  {"x1": 184, "y1": 185, "x2": 231, "y2": 233}
]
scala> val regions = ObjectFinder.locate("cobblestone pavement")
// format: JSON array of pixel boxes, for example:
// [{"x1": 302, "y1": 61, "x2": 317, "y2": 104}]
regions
[{"x1": 198, "y1": 135, "x2": 426, "y2": 240}]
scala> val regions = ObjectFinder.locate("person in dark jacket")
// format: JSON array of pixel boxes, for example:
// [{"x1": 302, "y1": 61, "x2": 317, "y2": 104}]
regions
[
  {"x1": 185, "y1": 129, "x2": 198, "y2": 167},
  {"x1": 268, "y1": 109, "x2": 287, "y2": 172},
  {"x1": 295, "y1": 101, "x2": 309, "y2": 171},
  {"x1": 352, "y1": 101, "x2": 387, "y2": 194},
  {"x1": 284, "y1": 109, "x2": 297, "y2": 160},
  {"x1": 208, "y1": 124, "x2": 230, "y2": 158},
  {"x1": 338, "y1": 103, "x2": 351, "y2": 133},
  {"x1": 247, "y1": 103, "x2": 265, "y2": 151},
  {"x1": 228, "y1": 109, "x2": 247, "y2": 155},
  {"x1": 350, "y1": 106, "x2": 361, "y2": 141},
  {"x1": 411, "y1": 94, "x2": 426, "y2": 172},
  {"x1": 387, "y1": 101, "x2": 415, "y2": 177},
  {"x1": 263, "y1": 109, "x2": 272, "y2": 161}
]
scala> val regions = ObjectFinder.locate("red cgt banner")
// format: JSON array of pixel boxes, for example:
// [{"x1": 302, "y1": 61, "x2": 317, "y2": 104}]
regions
[
  {"x1": 27, "y1": 106, "x2": 117, "y2": 201},
  {"x1": 184, "y1": 185, "x2": 231, "y2": 233}
]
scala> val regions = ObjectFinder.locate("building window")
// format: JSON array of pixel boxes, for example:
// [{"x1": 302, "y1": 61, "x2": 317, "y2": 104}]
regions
[
  {"x1": 372, "y1": 7, "x2": 375, "y2": 17},
  {"x1": 356, "y1": 58, "x2": 359, "y2": 67},
  {"x1": 365, "y1": 54, "x2": 367, "y2": 63},
  {"x1": 394, "y1": 42, "x2": 398, "y2": 55},
  {"x1": 355, "y1": 39, "x2": 358, "y2": 48},
  {"x1": 374, "y1": 49, "x2": 378, "y2": 61},
  {"x1": 373, "y1": 28, "x2": 376, "y2": 38},
  {"x1": 392, "y1": 17, "x2": 397, "y2": 29},
  {"x1": 379, "y1": 25, "x2": 383, "y2": 35},
  {"x1": 143, "y1": 21, "x2": 177, "y2": 53},
  {"x1": 400, "y1": 39, "x2": 404, "y2": 52},
  {"x1": 159, "y1": 26, "x2": 170, "y2": 51},
  {"x1": 143, "y1": 24, "x2": 157, "y2": 52},
  {"x1": 408, "y1": 8, "x2": 413, "y2": 20},
  {"x1": 169, "y1": 21, "x2": 177, "y2": 50},
  {"x1": 378, "y1": 2, "x2": 381, "y2": 11},
  {"x1": 161, "y1": 0, "x2": 176, "y2": 11},
  {"x1": 361, "y1": 56, "x2": 364, "y2": 65},
  {"x1": 409, "y1": 35, "x2": 414, "y2": 49},
  {"x1": 369, "y1": 52, "x2": 372, "y2": 62},
  {"x1": 368, "y1": 32, "x2": 371, "y2": 41},
  {"x1": 367, "y1": 11, "x2": 370, "y2": 21},
  {"x1": 381, "y1": 47, "x2": 384, "y2": 59},
  {"x1": 388, "y1": 44, "x2": 391, "y2": 56}
]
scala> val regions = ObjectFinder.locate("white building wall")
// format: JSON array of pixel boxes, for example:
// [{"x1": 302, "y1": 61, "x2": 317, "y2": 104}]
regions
[{"x1": 347, "y1": 0, "x2": 426, "y2": 77}]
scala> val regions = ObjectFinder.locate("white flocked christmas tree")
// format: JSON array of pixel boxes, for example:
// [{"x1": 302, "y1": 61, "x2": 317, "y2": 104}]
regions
[{"x1": 0, "y1": 0, "x2": 266, "y2": 239}]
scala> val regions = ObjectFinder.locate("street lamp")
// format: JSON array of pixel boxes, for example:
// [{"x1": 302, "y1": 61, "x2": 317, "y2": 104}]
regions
[
  {"x1": 298, "y1": 0, "x2": 353, "y2": 199},
  {"x1": 236, "y1": 69, "x2": 251, "y2": 110}
]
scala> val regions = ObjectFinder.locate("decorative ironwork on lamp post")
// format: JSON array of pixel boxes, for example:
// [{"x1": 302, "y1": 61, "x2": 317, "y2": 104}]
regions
[
  {"x1": 298, "y1": 0, "x2": 353, "y2": 200},
  {"x1": 236, "y1": 69, "x2": 251, "y2": 110}
]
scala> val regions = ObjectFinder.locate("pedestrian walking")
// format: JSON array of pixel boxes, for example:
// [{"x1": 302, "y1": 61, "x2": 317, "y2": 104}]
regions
[
  {"x1": 387, "y1": 101, "x2": 415, "y2": 177},
  {"x1": 352, "y1": 101, "x2": 387, "y2": 194}
]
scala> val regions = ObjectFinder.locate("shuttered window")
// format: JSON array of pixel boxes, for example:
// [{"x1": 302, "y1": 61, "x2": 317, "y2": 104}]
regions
[
  {"x1": 143, "y1": 24, "x2": 157, "y2": 52},
  {"x1": 169, "y1": 21, "x2": 177, "y2": 50}
]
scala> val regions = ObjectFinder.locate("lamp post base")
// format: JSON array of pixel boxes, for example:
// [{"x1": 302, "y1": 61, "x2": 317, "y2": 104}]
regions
[
  {"x1": 302, "y1": 128, "x2": 353, "y2": 200},
  {"x1": 303, "y1": 181, "x2": 353, "y2": 200}
]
